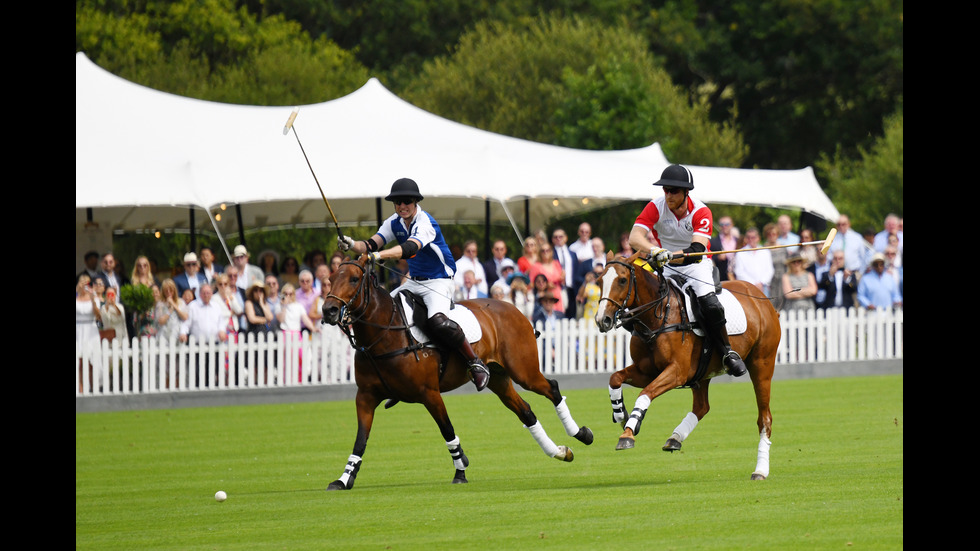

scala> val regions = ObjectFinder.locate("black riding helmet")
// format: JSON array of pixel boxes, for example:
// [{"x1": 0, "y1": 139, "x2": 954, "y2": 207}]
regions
[
  {"x1": 385, "y1": 177, "x2": 424, "y2": 202},
  {"x1": 652, "y1": 164, "x2": 695, "y2": 190}
]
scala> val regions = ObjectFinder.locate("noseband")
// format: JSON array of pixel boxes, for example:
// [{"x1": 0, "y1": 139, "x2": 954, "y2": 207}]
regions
[
  {"x1": 598, "y1": 258, "x2": 670, "y2": 329},
  {"x1": 325, "y1": 259, "x2": 372, "y2": 327}
]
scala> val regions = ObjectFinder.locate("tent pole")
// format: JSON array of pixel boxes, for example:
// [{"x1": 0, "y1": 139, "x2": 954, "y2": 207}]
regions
[
  {"x1": 498, "y1": 200, "x2": 525, "y2": 245},
  {"x1": 376, "y1": 198, "x2": 383, "y2": 227},
  {"x1": 189, "y1": 208, "x2": 197, "y2": 253},
  {"x1": 483, "y1": 200, "x2": 490, "y2": 260},
  {"x1": 204, "y1": 207, "x2": 233, "y2": 264},
  {"x1": 524, "y1": 198, "x2": 530, "y2": 237},
  {"x1": 236, "y1": 204, "x2": 246, "y2": 247}
]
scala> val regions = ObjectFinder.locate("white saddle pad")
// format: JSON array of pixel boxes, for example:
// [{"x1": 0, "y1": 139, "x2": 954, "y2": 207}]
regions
[
  {"x1": 397, "y1": 294, "x2": 483, "y2": 344},
  {"x1": 670, "y1": 280, "x2": 747, "y2": 336}
]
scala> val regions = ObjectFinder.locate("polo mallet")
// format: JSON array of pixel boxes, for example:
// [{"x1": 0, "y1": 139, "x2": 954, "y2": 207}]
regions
[
  {"x1": 676, "y1": 227, "x2": 838, "y2": 259},
  {"x1": 282, "y1": 107, "x2": 345, "y2": 240}
]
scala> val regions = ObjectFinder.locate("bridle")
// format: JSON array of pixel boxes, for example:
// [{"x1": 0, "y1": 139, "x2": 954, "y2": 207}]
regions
[
  {"x1": 325, "y1": 258, "x2": 420, "y2": 361},
  {"x1": 598, "y1": 258, "x2": 672, "y2": 332}
]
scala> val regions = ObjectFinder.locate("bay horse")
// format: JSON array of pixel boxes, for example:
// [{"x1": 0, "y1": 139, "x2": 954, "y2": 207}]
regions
[
  {"x1": 594, "y1": 251, "x2": 780, "y2": 480},
  {"x1": 320, "y1": 254, "x2": 593, "y2": 490}
]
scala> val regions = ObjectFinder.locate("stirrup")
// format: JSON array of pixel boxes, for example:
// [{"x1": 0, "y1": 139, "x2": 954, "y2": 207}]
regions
[
  {"x1": 468, "y1": 359, "x2": 489, "y2": 391},
  {"x1": 723, "y1": 351, "x2": 747, "y2": 377}
]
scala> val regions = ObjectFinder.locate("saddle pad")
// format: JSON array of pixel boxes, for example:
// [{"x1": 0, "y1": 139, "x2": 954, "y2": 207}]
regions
[
  {"x1": 670, "y1": 280, "x2": 747, "y2": 336},
  {"x1": 397, "y1": 294, "x2": 483, "y2": 344}
]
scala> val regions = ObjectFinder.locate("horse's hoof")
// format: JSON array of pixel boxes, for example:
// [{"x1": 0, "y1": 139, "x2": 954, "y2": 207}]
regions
[
  {"x1": 452, "y1": 469, "x2": 468, "y2": 484},
  {"x1": 750, "y1": 472, "x2": 767, "y2": 481},
  {"x1": 662, "y1": 438, "x2": 682, "y2": 452},
  {"x1": 326, "y1": 479, "x2": 349, "y2": 491},
  {"x1": 615, "y1": 437, "x2": 635, "y2": 450},
  {"x1": 554, "y1": 445, "x2": 574, "y2": 462},
  {"x1": 575, "y1": 427, "x2": 594, "y2": 446}
]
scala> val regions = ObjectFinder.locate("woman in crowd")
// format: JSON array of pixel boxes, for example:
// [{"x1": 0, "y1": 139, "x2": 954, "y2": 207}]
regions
[
  {"x1": 516, "y1": 236, "x2": 540, "y2": 274},
  {"x1": 258, "y1": 250, "x2": 280, "y2": 279},
  {"x1": 763, "y1": 222, "x2": 788, "y2": 306},
  {"x1": 154, "y1": 278, "x2": 188, "y2": 342},
  {"x1": 100, "y1": 286, "x2": 129, "y2": 342},
  {"x1": 528, "y1": 243, "x2": 565, "y2": 314},
  {"x1": 244, "y1": 281, "x2": 274, "y2": 337},
  {"x1": 280, "y1": 256, "x2": 301, "y2": 288},
  {"x1": 781, "y1": 254, "x2": 818, "y2": 312},
  {"x1": 130, "y1": 255, "x2": 159, "y2": 288},
  {"x1": 508, "y1": 272, "x2": 534, "y2": 320},
  {"x1": 76, "y1": 274, "x2": 103, "y2": 392}
]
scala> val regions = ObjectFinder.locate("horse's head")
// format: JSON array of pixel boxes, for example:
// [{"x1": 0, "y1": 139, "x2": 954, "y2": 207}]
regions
[
  {"x1": 321, "y1": 254, "x2": 375, "y2": 326},
  {"x1": 594, "y1": 251, "x2": 662, "y2": 332}
]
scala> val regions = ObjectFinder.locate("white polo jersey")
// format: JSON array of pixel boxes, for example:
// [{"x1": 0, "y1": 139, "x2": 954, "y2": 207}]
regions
[{"x1": 633, "y1": 195, "x2": 713, "y2": 252}]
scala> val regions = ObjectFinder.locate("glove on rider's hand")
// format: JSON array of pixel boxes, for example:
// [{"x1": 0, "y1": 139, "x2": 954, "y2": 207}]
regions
[
  {"x1": 650, "y1": 248, "x2": 673, "y2": 267},
  {"x1": 338, "y1": 235, "x2": 355, "y2": 252},
  {"x1": 368, "y1": 251, "x2": 382, "y2": 263}
]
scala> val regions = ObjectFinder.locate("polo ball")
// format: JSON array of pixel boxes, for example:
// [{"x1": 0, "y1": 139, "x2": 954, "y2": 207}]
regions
[{"x1": 215, "y1": 491, "x2": 227, "y2": 502}]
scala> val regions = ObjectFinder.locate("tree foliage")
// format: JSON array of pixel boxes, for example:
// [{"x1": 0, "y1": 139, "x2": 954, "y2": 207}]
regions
[
  {"x1": 403, "y1": 15, "x2": 745, "y2": 166},
  {"x1": 817, "y1": 108, "x2": 903, "y2": 231}
]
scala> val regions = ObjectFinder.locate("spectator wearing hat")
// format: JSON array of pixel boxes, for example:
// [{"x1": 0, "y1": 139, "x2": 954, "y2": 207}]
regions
[
  {"x1": 483, "y1": 239, "x2": 514, "y2": 289},
  {"x1": 507, "y1": 271, "x2": 534, "y2": 319},
  {"x1": 857, "y1": 253, "x2": 902, "y2": 311},
  {"x1": 780, "y1": 253, "x2": 818, "y2": 312},
  {"x1": 532, "y1": 285, "x2": 562, "y2": 330},
  {"x1": 231, "y1": 245, "x2": 265, "y2": 294},
  {"x1": 174, "y1": 252, "x2": 208, "y2": 298}
]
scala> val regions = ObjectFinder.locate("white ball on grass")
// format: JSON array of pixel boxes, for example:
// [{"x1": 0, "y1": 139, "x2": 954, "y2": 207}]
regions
[{"x1": 215, "y1": 491, "x2": 227, "y2": 502}]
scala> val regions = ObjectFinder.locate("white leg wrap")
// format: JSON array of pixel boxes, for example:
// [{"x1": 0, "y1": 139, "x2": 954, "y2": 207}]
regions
[
  {"x1": 555, "y1": 396, "x2": 580, "y2": 437},
  {"x1": 624, "y1": 394, "x2": 651, "y2": 433},
  {"x1": 525, "y1": 421, "x2": 560, "y2": 457},
  {"x1": 754, "y1": 431, "x2": 772, "y2": 478},
  {"x1": 446, "y1": 437, "x2": 466, "y2": 470},
  {"x1": 609, "y1": 386, "x2": 625, "y2": 423},
  {"x1": 337, "y1": 454, "x2": 362, "y2": 486},
  {"x1": 670, "y1": 412, "x2": 699, "y2": 442}
]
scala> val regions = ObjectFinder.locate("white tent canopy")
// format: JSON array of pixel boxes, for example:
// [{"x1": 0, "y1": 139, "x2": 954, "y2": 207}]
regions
[{"x1": 76, "y1": 52, "x2": 838, "y2": 250}]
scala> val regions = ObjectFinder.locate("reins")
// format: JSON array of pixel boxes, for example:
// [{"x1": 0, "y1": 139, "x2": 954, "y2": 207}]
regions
[{"x1": 328, "y1": 259, "x2": 423, "y2": 361}]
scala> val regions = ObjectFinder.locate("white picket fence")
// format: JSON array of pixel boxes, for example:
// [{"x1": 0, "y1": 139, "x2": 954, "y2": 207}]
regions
[{"x1": 76, "y1": 307, "x2": 902, "y2": 396}]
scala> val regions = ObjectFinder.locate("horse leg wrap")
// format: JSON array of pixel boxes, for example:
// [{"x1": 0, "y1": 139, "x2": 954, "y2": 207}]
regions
[
  {"x1": 670, "y1": 412, "x2": 699, "y2": 443},
  {"x1": 555, "y1": 396, "x2": 579, "y2": 437},
  {"x1": 753, "y1": 431, "x2": 772, "y2": 479},
  {"x1": 337, "y1": 454, "x2": 362, "y2": 489},
  {"x1": 446, "y1": 437, "x2": 468, "y2": 470},
  {"x1": 609, "y1": 386, "x2": 626, "y2": 424},
  {"x1": 525, "y1": 421, "x2": 560, "y2": 457},
  {"x1": 624, "y1": 394, "x2": 651, "y2": 436}
]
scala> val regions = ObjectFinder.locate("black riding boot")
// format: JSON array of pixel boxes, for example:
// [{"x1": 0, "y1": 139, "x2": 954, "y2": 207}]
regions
[
  {"x1": 428, "y1": 313, "x2": 490, "y2": 391},
  {"x1": 697, "y1": 294, "x2": 747, "y2": 377}
]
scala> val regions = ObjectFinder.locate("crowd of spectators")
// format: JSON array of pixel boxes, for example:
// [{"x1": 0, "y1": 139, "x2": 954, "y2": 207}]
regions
[{"x1": 76, "y1": 212, "x2": 903, "y2": 363}]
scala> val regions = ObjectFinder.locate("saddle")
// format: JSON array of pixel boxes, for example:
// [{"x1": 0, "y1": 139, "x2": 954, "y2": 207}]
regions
[{"x1": 396, "y1": 291, "x2": 483, "y2": 345}]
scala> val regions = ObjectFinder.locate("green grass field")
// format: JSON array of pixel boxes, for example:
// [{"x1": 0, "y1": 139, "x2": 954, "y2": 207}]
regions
[{"x1": 76, "y1": 375, "x2": 902, "y2": 550}]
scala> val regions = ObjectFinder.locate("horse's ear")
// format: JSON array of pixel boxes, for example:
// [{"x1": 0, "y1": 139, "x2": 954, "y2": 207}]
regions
[{"x1": 606, "y1": 250, "x2": 615, "y2": 262}]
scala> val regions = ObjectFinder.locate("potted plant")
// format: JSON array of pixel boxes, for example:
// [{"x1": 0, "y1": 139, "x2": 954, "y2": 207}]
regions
[{"x1": 121, "y1": 283, "x2": 157, "y2": 337}]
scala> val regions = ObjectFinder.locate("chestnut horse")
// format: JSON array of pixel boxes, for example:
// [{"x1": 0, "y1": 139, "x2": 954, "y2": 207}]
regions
[
  {"x1": 594, "y1": 252, "x2": 780, "y2": 480},
  {"x1": 320, "y1": 254, "x2": 593, "y2": 490}
]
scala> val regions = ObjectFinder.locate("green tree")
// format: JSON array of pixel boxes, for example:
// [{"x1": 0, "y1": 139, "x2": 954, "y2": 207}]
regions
[
  {"x1": 817, "y1": 109, "x2": 903, "y2": 232},
  {"x1": 403, "y1": 14, "x2": 745, "y2": 166},
  {"x1": 638, "y1": 0, "x2": 903, "y2": 170}
]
